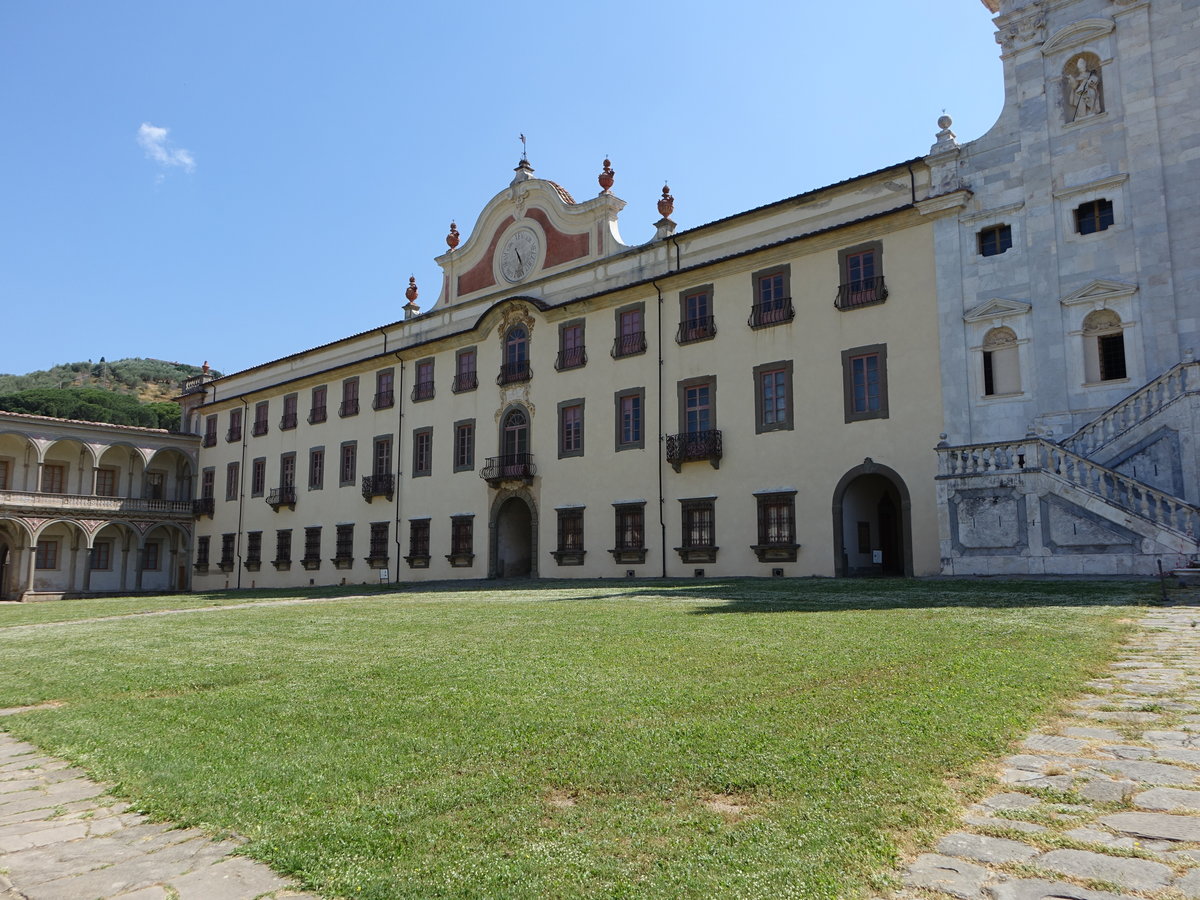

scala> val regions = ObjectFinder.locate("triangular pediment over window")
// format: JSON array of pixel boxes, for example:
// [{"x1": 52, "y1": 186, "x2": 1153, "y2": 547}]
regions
[
  {"x1": 1059, "y1": 279, "x2": 1137, "y2": 308},
  {"x1": 963, "y1": 298, "x2": 1032, "y2": 323}
]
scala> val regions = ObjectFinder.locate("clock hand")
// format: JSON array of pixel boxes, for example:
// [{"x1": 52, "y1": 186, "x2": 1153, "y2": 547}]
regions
[{"x1": 515, "y1": 249, "x2": 523, "y2": 266}]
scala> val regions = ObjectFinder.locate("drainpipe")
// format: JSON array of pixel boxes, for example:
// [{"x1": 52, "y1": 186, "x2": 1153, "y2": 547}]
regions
[
  {"x1": 235, "y1": 397, "x2": 249, "y2": 589},
  {"x1": 392, "y1": 354, "x2": 405, "y2": 586},
  {"x1": 652, "y1": 279, "x2": 667, "y2": 579},
  {"x1": 906, "y1": 162, "x2": 917, "y2": 205}
]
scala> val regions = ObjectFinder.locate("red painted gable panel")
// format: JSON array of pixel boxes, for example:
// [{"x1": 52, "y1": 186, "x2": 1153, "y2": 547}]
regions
[
  {"x1": 527, "y1": 208, "x2": 589, "y2": 267},
  {"x1": 457, "y1": 215, "x2": 514, "y2": 296}
]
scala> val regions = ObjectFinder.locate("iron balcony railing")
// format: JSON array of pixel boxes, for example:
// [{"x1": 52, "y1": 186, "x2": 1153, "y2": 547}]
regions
[
  {"x1": 452, "y1": 371, "x2": 478, "y2": 393},
  {"x1": 361, "y1": 473, "x2": 395, "y2": 501},
  {"x1": 497, "y1": 361, "x2": 531, "y2": 386},
  {"x1": 226, "y1": 426, "x2": 241, "y2": 443},
  {"x1": 835, "y1": 275, "x2": 888, "y2": 310},
  {"x1": 202, "y1": 433, "x2": 217, "y2": 448},
  {"x1": 266, "y1": 486, "x2": 297, "y2": 510},
  {"x1": 339, "y1": 399, "x2": 360, "y2": 417},
  {"x1": 555, "y1": 347, "x2": 587, "y2": 371},
  {"x1": 193, "y1": 497, "x2": 215, "y2": 517},
  {"x1": 665, "y1": 429, "x2": 723, "y2": 466},
  {"x1": 480, "y1": 453, "x2": 536, "y2": 483},
  {"x1": 748, "y1": 300, "x2": 795, "y2": 328},
  {"x1": 280, "y1": 412, "x2": 298, "y2": 430},
  {"x1": 612, "y1": 331, "x2": 647, "y2": 358},
  {"x1": 308, "y1": 406, "x2": 327, "y2": 424},
  {"x1": 676, "y1": 316, "x2": 716, "y2": 344},
  {"x1": 410, "y1": 382, "x2": 434, "y2": 402},
  {"x1": 252, "y1": 420, "x2": 269, "y2": 437},
  {"x1": 374, "y1": 390, "x2": 396, "y2": 409}
]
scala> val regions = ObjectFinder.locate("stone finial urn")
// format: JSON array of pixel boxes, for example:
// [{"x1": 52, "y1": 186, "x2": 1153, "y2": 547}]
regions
[
  {"x1": 446, "y1": 222, "x2": 460, "y2": 250},
  {"x1": 598, "y1": 158, "x2": 615, "y2": 193},
  {"x1": 657, "y1": 185, "x2": 674, "y2": 219}
]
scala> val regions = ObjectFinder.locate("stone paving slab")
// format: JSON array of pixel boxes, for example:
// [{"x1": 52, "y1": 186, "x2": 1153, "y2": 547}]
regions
[
  {"x1": 888, "y1": 601, "x2": 1200, "y2": 900},
  {"x1": 0, "y1": 733, "x2": 316, "y2": 899}
]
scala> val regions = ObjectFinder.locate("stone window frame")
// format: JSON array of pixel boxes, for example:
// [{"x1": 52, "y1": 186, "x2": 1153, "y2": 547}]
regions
[
  {"x1": 453, "y1": 419, "x2": 476, "y2": 473},
  {"x1": 273, "y1": 528, "x2": 292, "y2": 569},
  {"x1": 411, "y1": 359, "x2": 435, "y2": 403},
  {"x1": 253, "y1": 400, "x2": 270, "y2": 437},
  {"x1": 250, "y1": 456, "x2": 267, "y2": 497},
  {"x1": 338, "y1": 441, "x2": 357, "y2": 487},
  {"x1": 302, "y1": 526, "x2": 322, "y2": 570},
  {"x1": 453, "y1": 346, "x2": 478, "y2": 393},
  {"x1": 1054, "y1": 174, "x2": 1127, "y2": 245},
  {"x1": 612, "y1": 302, "x2": 648, "y2": 359},
  {"x1": 307, "y1": 446, "x2": 324, "y2": 491},
  {"x1": 676, "y1": 496, "x2": 718, "y2": 564},
  {"x1": 614, "y1": 387, "x2": 646, "y2": 452},
  {"x1": 752, "y1": 360, "x2": 794, "y2": 434},
  {"x1": 749, "y1": 264, "x2": 793, "y2": 328},
  {"x1": 280, "y1": 393, "x2": 299, "y2": 430},
  {"x1": 981, "y1": 327, "x2": 1023, "y2": 398},
  {"x1": 278, "y1": 451, "x2": 297, "y2": 490},
  {"x1": 836, "y1": 241, "x2": 887, "y2": 310},
  {"x1": 412, "y1": 427, "x2": 433, "y2": 478},
  {"x1": 375, "y1": 367, "x2": 396, "y2": 409},
  {"x1": 841, "y1": 343, "x2": 890, "y2": 423},
  {"x1": 556, "y1": 319, "x2": 587, "y2": 371},
  {"x1": 406, "y1": 518, "x2": 432, "y2": 568},
  {"x1": 244, "y1": 531, "x2": 263, "y2": 570},
  {"x1": 340, "y1": 376, "x2": 360, "y2": 417},
  {"x1": 225, "y1": 460, "x2": 240, "y2": 502},
  {"x1": 447, "y1": 514, "x2": 474, "y2": 567},
  {"x1": 226, "y1": 407, "x2": 243, "y2": 443},
  {"x1": 89, "y1": 539, "x2": 114, "y2": 571},
  {"x1": 610, "y1": 501, "x2": 647, "y2": 565},
  {"x1": 552, "y1": 506, "x2": 586, "y2": 566},
  {"x1": 976, "y1": 223, "x2": 1014, "y2": 258},
  {"x1": 371, "y1": 434, "x2": 393, "y2": 478},
  {"x1": 34, "y1": 539, "x2": 59, "y2": 570},
  {"x1": 557, "y1": 398, "x2": 585, "y2": 459},
  {"x1": 200, "y1": 466, "x2": 216, "y2": 500},
  {"x1": 752, "y1": 490, "x2": 799, "y2": 562},
  {"x1": 676, "y1": 375, "x2": 718, "y2": 435},
  {"x1": 309, "y1": 385, "x2": 328, "y2": 424}
]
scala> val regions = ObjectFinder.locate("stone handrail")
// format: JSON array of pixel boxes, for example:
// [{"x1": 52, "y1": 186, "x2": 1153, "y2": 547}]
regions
[
  {"x1": 1062, "y1": 361, "x2": 1200, "y2": 458},
  {"x1": 0, "y1": 490, "x2": 194, "y2": 517},
  {"x1": 938, "y1": 437, "x2": 1200, "y2": 539}
]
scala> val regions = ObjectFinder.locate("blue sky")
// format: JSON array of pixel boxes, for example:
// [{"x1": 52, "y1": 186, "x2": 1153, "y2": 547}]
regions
[{"x1": 1, "y1": 1, "x2": 1005, "y2": 378}]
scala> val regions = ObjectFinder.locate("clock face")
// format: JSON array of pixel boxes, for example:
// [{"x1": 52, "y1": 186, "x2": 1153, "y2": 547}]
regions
[{"x1": 500, "y1": 228, "x2": 540, "y2": 283}]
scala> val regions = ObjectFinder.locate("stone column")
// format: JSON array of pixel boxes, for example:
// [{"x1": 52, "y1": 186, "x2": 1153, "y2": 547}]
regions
[
  {"x1": 67, "y1": 542, "x2": 79, "y2": 592},
  {"x1": 23, "y1": 545, "x2": 35, "y2": 600},
  {"x1": 119, "y1": 543, "x2": 130, "y2": 593}
]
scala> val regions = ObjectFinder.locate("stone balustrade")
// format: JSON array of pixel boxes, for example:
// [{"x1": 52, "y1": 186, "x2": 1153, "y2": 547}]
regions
[
  {"x1": 938, "y1": 437, "x2": 1200, "y2": 539},
  {"x1": 1062, "y1": 361, "x2": 1200, "y2": 458},
  {"x1": 0, "y1": 490, "x2": 194, "y2": 518}
]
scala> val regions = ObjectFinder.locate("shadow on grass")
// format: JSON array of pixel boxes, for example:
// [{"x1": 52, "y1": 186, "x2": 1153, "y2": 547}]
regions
[{"x1": 187, "y1": 575, "x2": 1156, "y2": 615}]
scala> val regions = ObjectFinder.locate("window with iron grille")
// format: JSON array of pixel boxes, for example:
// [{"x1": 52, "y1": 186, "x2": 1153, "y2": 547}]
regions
[
  {"x1": 335, "y1": 524, "x2": 354, "y2": 560},
  {"x1": 1075, "y1": 198, "x2": 1114, "y2": 235},
  {"x1": 308, "y1": 447, "x2": 324, "y2": 490},
  {"x1": 613, "y1": 305, "x2": 646, "y2": 358},
  {"x1": 246, "y1": 531, "x2": 262, "y2": 565},
  {"x1": 220, "y1": 533, "x2": 235, "y2": 567},
  {"x1": 450, "y1": 515, "x2": 473, "y2": 555},
  {"x1": 409, "y1": 519, "x2": 430, "y2": 558},
  {"x1": 453, "y1": 420, "x2": 475, "y2": 472},
  {"x1": 275, "y1": 529, "x2": 292, "y2": 563},
  {"x1": 680, "y1": 499, "x2": 715, "y2": 548},
  {"x1": 750, "y1": 266, "x2": 793, "y2": 326},
  {"x1": 369, "y1": 522, "x2": 389, "y2": 558},
  {"x1": 678, "y1": 287, "x2": 716, "y2": 343},
  {"x1": 201, "y1": 467, "x2": 215, "y2": 499},
  {"x1": 559, "y1": 400, "x2": 583, "y2": 458},
  {"x1": 412, "y1": 360, "x2": 434, "y2": 402},
  {"x1": 225, "y1": 461, "x2": 239, "y2": 501},
  {"x1": 756, "y1": 492, "x2": 796, "y2": 546},
  {"x1": 375, "y1": 368, "x2": 396, "y2": 408},
  {"x1": 413, "y1": 428, "x2": 432, "y2": 477},
  {"x1": 309, "y1": 385, "x2": 328, "y2": 424},
  {"x1": 251, "y1": 457, "x2": 266, "y2": 497},
  {"x1": 196, "y1": 535, "x2": 210, "y2": 566},
  {"x1": 340, "y1": 377, "x2": 360, "y2": 417},
  {"x1": 253, "y1": 401, "x2": 269, "y2": 436},
  {"x1": 1098, "y1": 333, "x2": 1127, "y2": 381},
  {"x1": 614, "y1": 503, "x2": 645, "y2": 551},
  {"x1": 556, "y1": 321, "x2": 586, "y2": 370},
  {"x1": 281, "y1": 394, "x2": 298, "y2": 429},
  {"x1": 303, "y1": 526, "x2": 321, "y2": 562},
  {"x1": 227, "y1": 408, "x2": 242, "y2": 442},
  {"x1": 454, "y1": 348, "x2": 478, "y2": 392},
  {"x1": 557, "y1": 508, "x2": 584, "y2": 551},
  {"x1": 977, "y1": 224, "x2": 1013, "y2": 257},
  {"x1": 339, "y1": 442, "x2": 357, "y2": 486}
]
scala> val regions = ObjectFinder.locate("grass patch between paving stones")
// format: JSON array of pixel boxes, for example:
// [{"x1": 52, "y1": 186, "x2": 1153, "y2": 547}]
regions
[{"x1": 0, "y1": 578, "x2": 1152, "y2": 899}]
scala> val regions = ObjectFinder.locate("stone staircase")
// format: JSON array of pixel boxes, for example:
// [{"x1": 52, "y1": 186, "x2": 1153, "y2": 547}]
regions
[{"x1": 936, "y1": 362, "x2": 1200, "y2": 576}]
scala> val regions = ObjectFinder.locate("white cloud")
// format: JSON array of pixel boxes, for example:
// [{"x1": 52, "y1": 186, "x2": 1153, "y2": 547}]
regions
[{"x1": 137, "y1": 123, "x2": 195, "y2": 174}]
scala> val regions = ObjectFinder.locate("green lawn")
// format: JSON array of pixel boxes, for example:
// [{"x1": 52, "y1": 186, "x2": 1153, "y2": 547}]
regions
[{"x1": 0, "y1": 579, "x2": 1150, "y2": 899}]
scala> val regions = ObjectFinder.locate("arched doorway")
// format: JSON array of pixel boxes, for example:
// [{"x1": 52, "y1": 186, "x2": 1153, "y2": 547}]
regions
[
  {"x1": 489, "y1": 491, "x2": 536, "y2": 579},
  {"x1": 831, "y1": 459, "x2": 913, "y2": 577}
]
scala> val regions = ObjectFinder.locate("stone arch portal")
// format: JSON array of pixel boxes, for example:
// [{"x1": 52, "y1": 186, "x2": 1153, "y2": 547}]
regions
[
  {"x1": 831, "y1": 459, "x2": 913, "y2": 577},
  {"x1": 489, "y1": 490, "x2": 537, "y2": 579}
]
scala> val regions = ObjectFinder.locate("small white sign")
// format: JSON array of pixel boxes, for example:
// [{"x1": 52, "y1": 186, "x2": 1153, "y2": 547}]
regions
[
  {"x1": 379, "y1": 569, "x2": 390, "y2": 582},
  {"x1": 872, "y1": 550, "x2": 883, "y2": 564}
]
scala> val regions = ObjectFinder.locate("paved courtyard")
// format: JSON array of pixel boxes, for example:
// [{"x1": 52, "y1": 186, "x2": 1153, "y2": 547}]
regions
[{"x1": 890, "y1": 598, "x2": 1200, "y2": 900}]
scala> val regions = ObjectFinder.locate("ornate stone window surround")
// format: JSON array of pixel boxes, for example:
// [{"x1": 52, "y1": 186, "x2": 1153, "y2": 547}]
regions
[
  {"x1": 1061, "y1": 280, "x2": 1139, "y2": 389},
  {"x1": 963, "y1": 298, "x2": 1033, "y2": 403}
]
